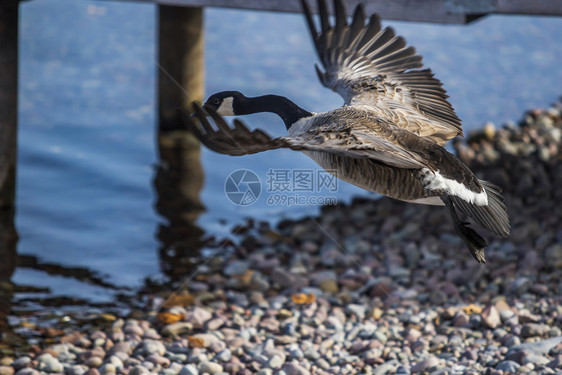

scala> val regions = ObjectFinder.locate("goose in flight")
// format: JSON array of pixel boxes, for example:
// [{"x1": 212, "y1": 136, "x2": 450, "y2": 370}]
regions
[{"x1": 183, "y1": 0, "x2": 510, "y2": 263}]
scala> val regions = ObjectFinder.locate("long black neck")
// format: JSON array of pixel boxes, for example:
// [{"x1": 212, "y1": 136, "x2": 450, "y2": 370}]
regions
[{"x1": 234, "y1": 95, "x2": 313, "y2": 130}]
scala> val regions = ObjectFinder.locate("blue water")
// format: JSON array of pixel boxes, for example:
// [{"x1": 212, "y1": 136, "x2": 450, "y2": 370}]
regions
[{"x1": 12, "y1": 0, "x2": 562, "y2": 304}]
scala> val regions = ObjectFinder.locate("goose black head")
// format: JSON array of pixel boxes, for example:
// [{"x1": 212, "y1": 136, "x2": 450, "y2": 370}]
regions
[{"x1": 203, "y1": 91, "x2": 246, "y2": 116}]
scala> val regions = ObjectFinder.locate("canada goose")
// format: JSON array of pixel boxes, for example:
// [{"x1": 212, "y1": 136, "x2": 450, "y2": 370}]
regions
[{"x1": 183, "y1": 0, "x2": 510, "y2": 263}]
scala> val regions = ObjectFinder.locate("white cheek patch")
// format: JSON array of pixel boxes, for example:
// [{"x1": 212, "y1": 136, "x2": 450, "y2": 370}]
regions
[
  {"x1": 215, "y1": 97, "x2": 234, "y2": 116},
  {"x1": 421, "y1": 168, "x2": 488, "y2": 206}
]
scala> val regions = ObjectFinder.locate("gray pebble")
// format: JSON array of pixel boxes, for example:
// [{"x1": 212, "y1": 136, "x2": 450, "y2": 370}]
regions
[
  {"x1": 161, "y1": 322, "x2": 193, "y2": 337},
  {"x1": 205, "y1": 318, "x2": 224, "y2": 331},
  {"x1": 166, "y1": 353, "x2": 187, "y2": 363},
  {"x1": 105, "y1": 356, "x2": 124, "y2": 370},
  {"x1": 523, "y1": 353, "x2": 550, "y2": 365},
  {"x1": 511, "y1": 336, "x2": 562, "y2": 355},
  {"x1": 129, "y1": 366, "x2": 149, "y2": 375},
  {"x1": 315, "y1": 358, "x2": 330, "y2": 370},
  {"x1": 224, "y1": 260, "x2": 250, "y2": 276},
  {"x1": 14, "y1": 369, "x2": 39, "y2": 375},
  {"x1": 521, "y1": 323, "x2": 547, "y2": 338},
  {"x1": 98, "y1": 363, "x2": 116, "y2": 374},
  {"x1": 546, "y1": 355, "x2": 562, "y2": 369},
  {"x1": 346, "y1": 304, "x2": 367, "y2": 320},
  {"x1": 372, "y1": 361, "x2": 398, "y2": 375},
  {"x1": 66, "y1": 365, "x2": 87, "y2": 375},
  {"x1": 283, "y1": 362, "x2": 310, "y2": 375},
  {"x1": 185, "y1": 307, "x2": 212, "y2": 329},
  {"x1": 139, "y1": 340, "x2": 166, "y2": 356},
  {"x1": 495, "y1": 360, "x2": 520, "y2": 372},
  {"x1": 178, "y1": 365, "x2": 198, "y2": 375},
  {"x1": 268, "y1": 355, "x2": 284, "y2": 369},
  {"x1": 140, "y1": 361, "x2": 154, "y2": 371},
  {"x1": 215, "y1": 349, "x2": 231, "y2": 362},
  {"x1": 85, "y1": 357, "x2": 103, "y2": 368},
  {"x1": 303, "y1": 347, "x2": 320, "y2": 360},
  {"x1": 411, "y1": 356, "x2": 439, "y2": 373},
  {"x1": 198, "y1": 361, "x2": 223, "y2": 374},
  {"x1": 12, "y1": 357, "x2": 31, "y2": 371},
  {"x1": 38, "y1": 355, "x2": 64, "y2": 373},
  {"x1": 289, "y1": 348, "x2": 304, "y2": 360}
]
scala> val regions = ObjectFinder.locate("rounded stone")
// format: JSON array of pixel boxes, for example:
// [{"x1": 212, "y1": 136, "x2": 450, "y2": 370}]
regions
[
  {"x1": 215, "y1": 349, "x2": 231, "y2": 362},
  {"x1": 496, "y1": 360, "x2": 520, "y2": 373},
  {"x1": 11, "y1": 358, "x2": 31, "y2": 371},
  {"x1": 38, "y1": 355, "x2": 63, "y2": 373},
  {"x1": 411, "y1": 356, "x2": 439, "y2": 373},
  {"x1": 161, "y1": 322, "x2": 193, "y2": 337},
  {"x1": 129, "y1": 366, "x2": 149, "y2": 375},
  {"x1": 198, "y1": 361, "x2": 223, "y2": 374},
  {"x1": 178, "y1": 364, "x2": 198, "y2": 375},
  {"x1": 139, "y1": 340, "x2": 166, "y2": 356},
  {"x1": 66, "y1": 365, "x2": 88, "y2": 375},
  {"x1": 85, "y1": 356, "x2": 103, "y2": 368},
  {"x1": 98, "y1": 363, "x2": 116, "y2": 374},
  {"x1": 268, "y1": 355, "x2": 284, "y2": 369},
  {"x1": 15, "y1": 369, "x2": 40, "y2": 375}
]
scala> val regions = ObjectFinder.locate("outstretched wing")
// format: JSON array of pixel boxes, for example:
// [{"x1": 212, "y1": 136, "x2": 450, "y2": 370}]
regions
[
  {"x1": 301, "y1": 0, "x2": 463, "y2": 145},
  {"x1": 182, "y1": 104, "x2": 427, "y2": 169}
]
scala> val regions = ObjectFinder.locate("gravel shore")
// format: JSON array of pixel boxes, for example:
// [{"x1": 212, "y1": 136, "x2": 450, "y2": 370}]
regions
[{"x1": 2, "y1": 100, "x2": 562, "y2": 374}]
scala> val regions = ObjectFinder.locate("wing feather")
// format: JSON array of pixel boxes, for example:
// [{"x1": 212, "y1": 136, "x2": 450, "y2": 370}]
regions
[
  {"x1": 301, "y1": 0, "x2": 463, "y2": 145},
  {"x1": 182, "y1": 104, "x2": 426, "y2": 170}
]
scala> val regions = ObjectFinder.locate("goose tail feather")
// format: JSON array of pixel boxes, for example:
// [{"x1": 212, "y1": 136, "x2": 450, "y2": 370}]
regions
[{"x1": 450, "y1": 180, "x2": 510, "y2": 238}]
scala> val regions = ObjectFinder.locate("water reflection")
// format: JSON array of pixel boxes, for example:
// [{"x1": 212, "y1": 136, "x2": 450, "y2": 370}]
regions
[{"x1": 154, "y1": 125, "x2": 207, "y2": 282}]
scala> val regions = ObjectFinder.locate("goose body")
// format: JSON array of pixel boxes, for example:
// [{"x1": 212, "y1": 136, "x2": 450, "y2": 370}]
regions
[{"x1": 184, "y1": 0, "x2": 510, "y2": 262}]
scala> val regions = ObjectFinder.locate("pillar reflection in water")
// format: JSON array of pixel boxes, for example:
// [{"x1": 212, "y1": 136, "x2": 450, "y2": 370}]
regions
[{"x1": 154, "y1": 129, "x2": 206, "y2": 281}]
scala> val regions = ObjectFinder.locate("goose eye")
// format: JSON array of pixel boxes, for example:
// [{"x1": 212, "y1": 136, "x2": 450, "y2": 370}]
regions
[{"x1": 213, "y1": 98, "x2": 220, "y2": 105}]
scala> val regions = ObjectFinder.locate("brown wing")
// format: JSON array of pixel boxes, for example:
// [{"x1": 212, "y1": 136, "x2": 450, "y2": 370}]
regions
[
  {"x1": 182, "y1": 104, "x2": 427, "y2": 169},
  {"x1": 301, "y1": 0, "x2": 463, "y2": 145}
]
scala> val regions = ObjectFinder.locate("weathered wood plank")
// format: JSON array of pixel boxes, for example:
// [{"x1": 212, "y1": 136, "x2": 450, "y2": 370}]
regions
[
  {"x1": 118, "y1": 0, "x2": 562, "y2": 23},
  {"x1": 496, "y1": 0, "x2": 562, "y2": 16},
  {"x1": 125, "y1": 0, "x2": 465, "y2": 23}
]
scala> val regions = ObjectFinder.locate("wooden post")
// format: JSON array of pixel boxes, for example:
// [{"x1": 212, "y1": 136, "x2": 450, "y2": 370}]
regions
[
  {"x1": 0, "y1": 0, "x2": 19, "y2": 336},
  {"x1": 155, "y1": 5, "x2": 206, "y2": 280},
  {"x1": 158, "y1": 5, "x2": 204, "y2": 125},
  {"x1": 0, "y1": 0, "x2": 19, "y2": 279}
]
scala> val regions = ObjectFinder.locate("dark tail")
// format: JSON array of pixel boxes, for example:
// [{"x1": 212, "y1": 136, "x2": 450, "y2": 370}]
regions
[
  {"x1": 450, "y1": 180, "x2": 510, "y2": 238},
  {"x1": 441, "y1": 194, "x2": 488, "y2": 263},
  {"x1": 442, "y1": 180, "x2": 510, "y2": 263}
]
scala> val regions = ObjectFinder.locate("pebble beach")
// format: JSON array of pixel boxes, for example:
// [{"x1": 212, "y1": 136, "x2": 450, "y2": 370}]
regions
[{"x1": 2, "y1": 100, "x2": 562, "y2": 374}]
